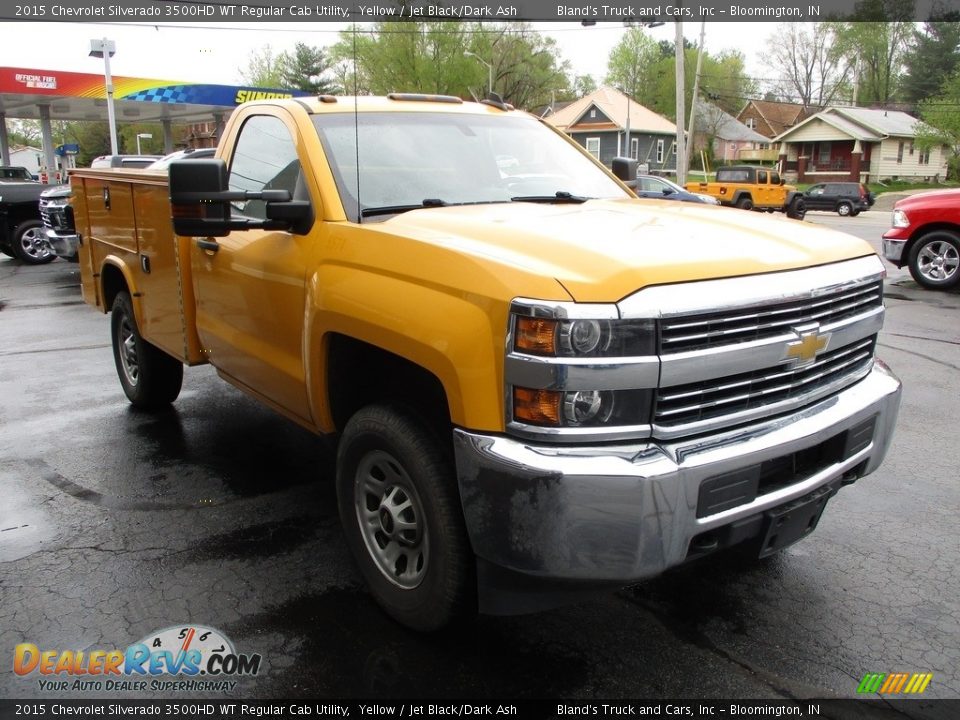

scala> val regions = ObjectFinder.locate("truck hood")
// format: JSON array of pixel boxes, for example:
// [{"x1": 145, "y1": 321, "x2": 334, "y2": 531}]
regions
[{"x1": 380, "y1": 198, "x2": 874, "y2": 302}]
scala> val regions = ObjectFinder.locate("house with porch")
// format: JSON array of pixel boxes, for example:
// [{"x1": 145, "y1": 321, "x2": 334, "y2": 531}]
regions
[
  {"x1": 773, "y1": 106, "x2": 950, "y2": 183},
  {"x1": 545, "y1": 87, "x2": 678, "y2": 173}
]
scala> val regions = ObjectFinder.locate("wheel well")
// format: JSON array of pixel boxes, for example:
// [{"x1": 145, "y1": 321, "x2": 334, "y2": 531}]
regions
[
  {"x1": 326, "y1": 334, "x2": 452, "y2": 438},
  {"x1": 100, "y1": 264, "x2": 128, "y2": 312},
  {"x1": 905, "y1": 224, "x2": 960, "y2": 262},
  {"x1": 8, "y1": 206, "x2": 42, "y2": 232}
]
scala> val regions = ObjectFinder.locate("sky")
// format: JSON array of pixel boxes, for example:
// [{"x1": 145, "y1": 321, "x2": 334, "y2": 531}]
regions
[{"x1": 0, "y1": 20, "x2": 772, "y2": 90}]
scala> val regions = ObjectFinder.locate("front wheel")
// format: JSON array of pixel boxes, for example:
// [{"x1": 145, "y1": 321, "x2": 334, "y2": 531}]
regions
[
  {"x1": 908, "y1": 231, "x2": 960, "y2": 290},
  {"x1": 337, "y1": 405, "x2": 475, "y2": 631},
  {"x1": 11, "y1": 220, "x2": 55, "y2": 264},
  {"x1": 111, "y1": 292, "x2": 183, "y2": 408},
  {"x1": 787, "y1": 197, "x2": 806, "y2": 221}
]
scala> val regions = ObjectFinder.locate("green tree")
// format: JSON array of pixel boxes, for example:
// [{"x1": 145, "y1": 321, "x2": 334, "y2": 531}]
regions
[
  {"x1": 572, "y1": 74, "x2": 597, "y2": 97},
  {"x1": 902, "y1": 12, "x2": 960, "y2": 107},
  {"x1": 604, "y1": 27, "x2": 662, "y2": 101},
  {"x1": 330, "y1": 22, "x2": 569, "y2": 110},
  {"x1": 829, "y1": 0, "x2": 915, "y2": 104},
  {"x1": 239, "y1": 45, "x2": 285, "y2": 88},
  {"x1": 916, "y1": 69, "x2": 960, "y2": 178},
  {"x1": 764, "y1": 22, "x2": 852, "y2": 109},
  {"x1": 280, "y1": 42, "x2": 339, "y2": 94}
]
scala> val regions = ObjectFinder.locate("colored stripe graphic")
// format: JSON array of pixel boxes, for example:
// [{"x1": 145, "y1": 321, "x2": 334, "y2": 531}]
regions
[{"x1": 858, "y1": 672, "x2": 932, "y2": 694}]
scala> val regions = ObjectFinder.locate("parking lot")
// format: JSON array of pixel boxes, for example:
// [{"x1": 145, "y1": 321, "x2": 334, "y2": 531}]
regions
[{"x1": 1, "y1": 209, "x2": 958, "y2": 704}]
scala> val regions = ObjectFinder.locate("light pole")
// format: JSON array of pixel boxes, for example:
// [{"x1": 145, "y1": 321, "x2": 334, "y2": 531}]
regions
[
  {"x1": 136, "y1": 133, "x2": 152, "y2": 155},
  {"x1": 464, "y1": 51, "x2": 493, "y2": 96},
  {"x1": 89, "y1": 38, "x2": 118, "y2": 155}
]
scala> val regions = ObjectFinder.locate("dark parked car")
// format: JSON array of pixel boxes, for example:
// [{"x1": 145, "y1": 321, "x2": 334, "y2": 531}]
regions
[
  {"x1": 0, "y1": 166, "x2": 38, "y2": 182},
  {"x1": 634, "y1": 175, "x2": 719, "y2": 204},
  {"x1": 0, "y1": 181, "x2": 53, "y2": 264},
  {"x1": 803, "y1": 182, "x2": 875, "y2": 216}
]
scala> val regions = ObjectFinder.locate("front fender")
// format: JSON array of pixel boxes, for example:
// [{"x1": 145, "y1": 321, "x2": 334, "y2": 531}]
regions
[{"x1": 304, "y1": 265, "x2": 512, "y2": 434}]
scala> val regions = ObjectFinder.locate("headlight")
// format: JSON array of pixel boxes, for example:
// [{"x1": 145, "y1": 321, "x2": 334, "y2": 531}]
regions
[
  {"x1": 513, "y1": 387, "x2": 652, "y2": 428},
  {"x1": 514, "y1": 316, "x2": 655, "y2": 358},
  {"x1": 507, "y1": 303, "x2": 657, "y2": 439},
  {"x1": 892, "y1": 208, "x2": 909, "y2": 228}
]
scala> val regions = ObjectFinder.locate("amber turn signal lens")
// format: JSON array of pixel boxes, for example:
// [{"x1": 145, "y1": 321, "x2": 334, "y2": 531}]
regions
[
  {"x1": 513, "y1": 387, "x2": 562, "y2": 425},
  {"x1": 515, "y1": 317, "x2": 557, "y2": 355}
]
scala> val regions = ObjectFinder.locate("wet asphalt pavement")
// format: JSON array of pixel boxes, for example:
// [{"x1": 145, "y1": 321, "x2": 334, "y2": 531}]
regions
[{"x1": 1, "y1": 216, "x2": 958, "y2": 708}]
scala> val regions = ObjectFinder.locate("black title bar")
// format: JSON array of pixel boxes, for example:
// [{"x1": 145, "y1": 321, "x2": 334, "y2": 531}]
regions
[{"x1": 1, "y1": 0, "x2": 959, "y2": 23}]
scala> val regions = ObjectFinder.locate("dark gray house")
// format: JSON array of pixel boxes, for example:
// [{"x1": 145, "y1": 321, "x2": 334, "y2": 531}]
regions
[{"x1": 546, "y1": 86, "x2": 678, "y2": 174}]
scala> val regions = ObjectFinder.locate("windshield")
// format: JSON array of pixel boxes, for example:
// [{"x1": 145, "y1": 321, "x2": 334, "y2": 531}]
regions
[{"x1": 312, "y1": 111, "x2": 628, "y2": 221}]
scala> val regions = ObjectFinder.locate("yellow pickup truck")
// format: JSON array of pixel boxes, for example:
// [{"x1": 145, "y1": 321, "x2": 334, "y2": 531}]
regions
[
  {"x1": 71, "y1": 95, "x2": 900, "y2": 630},
  {"x1": 686, "y1": 165, "x2": 807, "y2": 219}
]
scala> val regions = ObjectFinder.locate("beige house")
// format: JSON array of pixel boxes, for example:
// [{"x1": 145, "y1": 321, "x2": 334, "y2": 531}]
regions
[{"x1": 773, "y1": 107, "x2": 950, "y2": 183}]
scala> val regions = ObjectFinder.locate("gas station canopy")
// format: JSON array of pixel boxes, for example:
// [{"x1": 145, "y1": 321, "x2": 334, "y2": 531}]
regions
[
  {"x1": 0, "y1": 66, "x2": 308, "y2": 123},
  {"x1": 0, "y1": 66, "x2": 310, "y2": 169}
]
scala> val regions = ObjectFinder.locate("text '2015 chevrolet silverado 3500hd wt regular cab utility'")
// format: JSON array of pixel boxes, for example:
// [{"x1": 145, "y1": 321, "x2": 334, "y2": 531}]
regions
[{"x1": 71, "y1": 94, "x2": 902, "y2": 631}]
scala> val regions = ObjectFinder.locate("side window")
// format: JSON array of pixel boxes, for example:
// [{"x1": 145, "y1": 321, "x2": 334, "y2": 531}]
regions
[
  {"x1": 757, "y1": 170, "x2": 768, "y2": 184},
  {"x1": 809, "y1": 184, "x2": 825, "y2": 196},
  {"x1": 228, "y1": 115, "x2": 302, "y2": 219},
  {"x1": 586, "y1": 137, "x2": 600, "y2": 160},
  {"x1": 770, "y1": 171, "x2": 780, "y2": 185}
]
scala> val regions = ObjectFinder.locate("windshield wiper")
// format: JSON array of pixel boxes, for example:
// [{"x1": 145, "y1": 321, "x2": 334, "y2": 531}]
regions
[
  {"x1": 510, "y1": 191, "x2": 591, "y2": 204},
  {"x1": 360, "y1": 198, "x2": 449, "y2": 218}
]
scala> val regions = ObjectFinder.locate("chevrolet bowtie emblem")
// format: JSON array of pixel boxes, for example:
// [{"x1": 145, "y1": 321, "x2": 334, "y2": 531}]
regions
[{"x1": 784, "y1": 324, "x2": 831, "y2": 367}]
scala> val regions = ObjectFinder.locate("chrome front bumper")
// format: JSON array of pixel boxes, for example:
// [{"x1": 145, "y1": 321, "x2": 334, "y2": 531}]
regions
[
  {"x1": 45, "y1": 229, "x2": 79, "y2": 261},
  {"x1": 882, "y1": 237, "x2": 906, "y2": 265},
  {"x1": 454, "y1": 361, "x2": 901, "y2": 596}
]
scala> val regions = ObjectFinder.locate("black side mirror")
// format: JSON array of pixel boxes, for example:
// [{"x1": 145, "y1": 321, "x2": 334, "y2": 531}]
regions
[
  {"x1": 612, "y1": 157, "x2": 638, "y2": 182},
  {"x1": 780, "y1": 178, "x2": 786, "y2": 186},
  {"x1": 170, "y1": 159, "x2": 231, "y2": 237},
  {"x1": 170, "y1": 158, "x2": 300, "y2": 236},
  {"x1": 662, "y1": 188, "x2": 675, "y2": 195}
]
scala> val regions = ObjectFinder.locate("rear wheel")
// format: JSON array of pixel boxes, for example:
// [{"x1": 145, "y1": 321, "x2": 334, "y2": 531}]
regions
[
  {"x1": 736, "y1": 196, "x2": 754, "y2": 211},
  {"x1": 11, "y1": 220, "x2": 55, "y2": 264},
  {"x1": 908, "y1": 231, "x2": 960, "y2": 290},
  {"x1": 837, "y1": 201, "x2": 852, "y2": 217},
  {"x1": 337, "y1": 405, "x2": 475, "y2": 631},
  {"x1": 111, "y1": 292, "x2": 183, "y2": 408}
]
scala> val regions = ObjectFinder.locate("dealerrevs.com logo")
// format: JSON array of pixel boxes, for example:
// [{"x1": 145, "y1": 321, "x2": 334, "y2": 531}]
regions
[{"x1": 14, "y1": 625, "x2": 261, "y2": 692}]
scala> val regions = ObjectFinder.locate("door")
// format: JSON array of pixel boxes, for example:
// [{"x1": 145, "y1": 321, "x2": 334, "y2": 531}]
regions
[
  {"x1": 192, "y1": 112, "x2": 315, "y2": 422},
  {"x1": 805, "y1": 184, "x2": 828, "y2": 211}
]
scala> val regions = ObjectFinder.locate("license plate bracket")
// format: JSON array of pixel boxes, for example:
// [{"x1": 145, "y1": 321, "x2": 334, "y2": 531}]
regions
[{"x1": 758, "y1": 484, "x2": 835, "y2": 558}]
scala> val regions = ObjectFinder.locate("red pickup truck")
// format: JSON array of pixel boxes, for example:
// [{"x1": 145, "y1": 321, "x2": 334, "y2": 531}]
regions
[{"x1": 883, "y1": 189, "x2": 960, "y2": 290}]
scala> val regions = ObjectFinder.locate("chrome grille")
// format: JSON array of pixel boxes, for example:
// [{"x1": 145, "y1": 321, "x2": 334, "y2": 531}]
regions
[
  {"x1": 654, "y1": 336, "x2": 876, "y2": 430},
  {"x1": 40, "y1": 200, "x2": 72, "y2": 232},
  {"x1": 660, "y1": 280, "x2": 883, "y2": 354}
]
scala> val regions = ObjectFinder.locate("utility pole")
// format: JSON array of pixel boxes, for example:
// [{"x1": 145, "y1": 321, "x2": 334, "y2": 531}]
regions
[
  {"x1": 674, "y1": 19, "x2": 686, "y2": 184},
  {"x1": 89, "y1": 38, "x2": 119, "y2": 155},
  {"x1": 685, "y1": 21, "x2": 706, "y2": 178}
]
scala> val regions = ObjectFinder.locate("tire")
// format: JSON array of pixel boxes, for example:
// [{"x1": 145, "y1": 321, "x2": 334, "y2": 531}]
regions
[
  {"x1": 837, "y1": 202, "x2": 852, "y2": 217},
  {"x1": 907, "y1": 231, "x2": 960, "y2": 290},
  {"x1": 110, "y1": 292, "x2": 183, "y2": 408},
  {"x1": 787, "y1": 197, "x2": 806, "y2": 221},
  {"x1": 337, "y1": 405, "x2": 475, "y2": 631},
  {"x1": 735, "y1": 196, "x2": 754, "y2": 211},
  {"x1": 10, "y1": 220, "x2": 55, "y2": 265}
]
